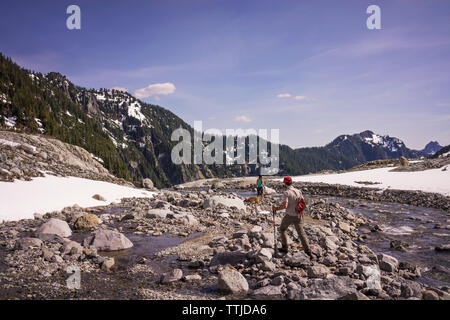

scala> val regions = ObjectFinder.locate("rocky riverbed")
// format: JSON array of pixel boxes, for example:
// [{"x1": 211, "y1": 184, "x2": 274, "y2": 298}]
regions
[{"x1": 1, "y1": 178, "x2": 449, "y2": 300}]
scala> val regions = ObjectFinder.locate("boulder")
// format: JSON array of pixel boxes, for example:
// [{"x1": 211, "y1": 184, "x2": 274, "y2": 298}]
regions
[
  {"x1": 377, "y1": 253, "x2": 399, "y2": 273},
  {"x1": 203, "y1": 195, "x2": 246, "y2": 212},
  {"x1": 74, "y1": 214, "x2": 99, "y2": 230},
  {"x1": 338, "y1": 221, "x2": 351, "y2": 233},
  {"x1": 161, "y1": 268, "x2": 183, "y2": 284},
  {"x1": 283, "y1": 252, "x2": 311, "y2": 268},
  {"x1": 61, "y1": 240, "x2": 83, "y2": 255},
  {"x1": 320, "y1": 236, "x2": 339, "y2": 252},
  {"x1": 146, "y1": 209, "x2": 172, "y2": 219},
  {"x1": 92, "y1": 194, "x2": 106, "y2": 201},
  {"x1": 101, "y1": 258, "x2": 115, "y2": 272},
  {"x1": 15, "y1": 237, "x2": 43, "y2": 250},
  {"x1": 294, "y1": 275, "x2": 357, "y2": 300},
  {"x1": 257, "y1": 248, "x2": 273, "y2": 262},
  {"x1": 251, "y1": 285, "x2": 283, "y2": 298},
  {"x1": 218, "y1": 268, "x2": 249, "y2": 294},
  {"x1": 260, "y1": 260, "x2": 276, "y2": 272},
  {"x1": 210, "y1": 251, "x2": 247, "y2": 267},
  {"x1": 401, "y1": 281, "x2": 423, "y2": 299},
  {"x1": 83, "y1": 229, "x2": 133, "y2": 251},
  {"x1": 36, "y1": 218, "x2": 72, "y2": 238},
  {"x1": 263, "y1": 186, "x2": 276, "y2": 195},
  {"x1": 142, "y1": 178, "x2": 154, "y2": 189},
  {"x1": 307, "y1": 265, "x2": 330, "y2": 279},
  {"x1": 399, "y1": 156, "x2": 409, "y2": 166}
]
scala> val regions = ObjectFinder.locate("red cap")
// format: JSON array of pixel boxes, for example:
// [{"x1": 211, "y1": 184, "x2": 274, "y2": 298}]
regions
[{"x1": 283, "y1": 176, "x2": 293, "y2": 184}]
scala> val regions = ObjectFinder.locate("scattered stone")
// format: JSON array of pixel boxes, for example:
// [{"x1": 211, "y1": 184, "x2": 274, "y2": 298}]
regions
[
  {"x1": 83, "y1": 229, "x2": 133, "y2": 251},
  {"x1": 35, "y1": 218, "x2": 72, "y2": 238},
  {"x1": 15, "y1": 237, "x2": 43, "y2": 250},
  {"x1": 74, "y1": 214, "x2": 99, "y2": 230},
  {"x1": 161, "y1": 268, "x2": 183, "y2": 284},
  {"x1": 92, "y1": 194, "x2": 106, "y2": 201},
  {"x1": 217, "y1": 268, "x2": 249, "y2": 294},
  {"x1": 101, "y1": 258, "x2": 115, "y2": 272}
]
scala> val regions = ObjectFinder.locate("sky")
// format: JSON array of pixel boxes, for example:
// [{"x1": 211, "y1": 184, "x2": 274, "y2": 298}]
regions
[{"x1": 1, "y1": 0, "x2": 449, "y2": 150}]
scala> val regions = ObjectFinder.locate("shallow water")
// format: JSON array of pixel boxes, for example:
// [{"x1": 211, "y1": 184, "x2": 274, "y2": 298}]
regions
[
  {"x1": 223, "y1": 188, "x2": 449, "y2": 288},
  {"x1": 321, "y1": 196, "x2": 450, "y2": 288},
  {"x1": 100, "y1": 232, "x2": 203, "y2": 273}
]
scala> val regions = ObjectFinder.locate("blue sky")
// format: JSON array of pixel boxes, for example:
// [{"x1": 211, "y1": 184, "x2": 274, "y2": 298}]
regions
[{"x1": 1, "y1": 0, "x2": 449, "y2": 149}]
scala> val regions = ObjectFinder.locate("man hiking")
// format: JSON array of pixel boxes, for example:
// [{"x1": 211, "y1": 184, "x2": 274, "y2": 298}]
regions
[
  {"x1": 272, "y1": 176, "x2": 312, "y2": 257},
  {"x1": 256, "y1": 175, "x2": 264, "y2": 201}
]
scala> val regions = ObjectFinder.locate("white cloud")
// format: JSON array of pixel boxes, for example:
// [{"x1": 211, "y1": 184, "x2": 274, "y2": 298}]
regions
[
  {"x1": 111, "y1": 87, "x2": 128, "y2": 92},
  {"x1": 277, "y1": 93, "x2": 291, "y2": 98},
  {"x1": 294, "y1": 95, "x2": 307, "y2": 100},
  {"x1": 134, "y1": 82, "x2": 176, "y2": 99},
  {"x1": 234, "y1": 115, "x2": 252, "y2": 123}
]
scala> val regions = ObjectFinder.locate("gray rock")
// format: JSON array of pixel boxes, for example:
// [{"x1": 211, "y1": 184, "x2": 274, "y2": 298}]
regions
[
  {"x1": 338, "y1": 291, "x2": 371, "y2": 300},
  {"x1": 294, "y1": 275, "x2": 357, "y2": 300},
  {"x1": 42, "y1": 247, "x2": 54, "y2": 261},
  {"x1": 401, "y1": 281, "x2": 423, "y2": 298},
  {"x1": 161, "y1": 268, "x2": 183, "y2": 284},
  {"x1": 218, "y1": 268, "x2": 249, "y2": 294},
  {"x1": 15, "y1": 237, "x2": 43, "y2": 250},
  {"x1": 62, "y1": 240, "x2": 83, "y2": 255},
  {"x1": 320, "y1": 236, "x2": 339, "y2": 251},
  {"x1": 260, "y1": 260, "x2": 276, "y2": 272},
  {"x1": 184, "y1": 274, "x2": 202, "y2": 281},
  {"x1": 101, "y1": 258, "x2": 115, "y2": 271},
  {"x1": 377, "y1": 253, "x2": 399, "y2": 273},
  {"x1": 251, "y1": 285, "x2": 283, "y2": 298},
  {"x1": 307, "y1": 265, "x2": 330, "y2": 279},
  {"x1": 257, "y1": 248, "x2": 273, "y2": 262},
  {"x1": 210, "y1": 251, "x2": 247, "y2": 267},
  {"x1": 35, "y1": 218, "x2": 72, "y2": 238},
  {"x1": 92, "y1": 194, "x2": 106, "y2": 201},
  {"x1": 283, "y1": 252, "x2": 311, "y2": 268},
  {"x1": 203, "y1": 195, "x2": 246, "y2": 212},
  {"x1": 142, "y1": 178, "x2": 154, "y2": 189},
  {"x1": 83, "y1": 229, "x2": 133, "y2": 251},
  {"x1": 146, "y1": 209, "x2": 172, "y2": 219}
]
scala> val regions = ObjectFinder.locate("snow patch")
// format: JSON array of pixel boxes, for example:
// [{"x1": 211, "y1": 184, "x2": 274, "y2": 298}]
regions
[
  {"x1": 0, "y1": 175, "x2": 155, "y2": 221},
  {"x1": 291, "y1": 166, "x2": 450, "y2": 196},
  {"x1": 127, "y1": 101, "x2": 146, "y2": 122}
]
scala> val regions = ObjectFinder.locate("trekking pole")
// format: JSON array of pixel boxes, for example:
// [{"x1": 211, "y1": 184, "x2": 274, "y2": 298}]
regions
[{"x1": 272, "y1": 208, "x2": 277, "y2": 254}]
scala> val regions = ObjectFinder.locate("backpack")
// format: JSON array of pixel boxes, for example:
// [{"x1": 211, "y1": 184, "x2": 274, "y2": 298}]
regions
[
  {"x1": 293, "y1": 189, "x2": 306, "y2": 215},
  {"x1": 297, "y1": 198, "x2": 306, "y2": 215}
]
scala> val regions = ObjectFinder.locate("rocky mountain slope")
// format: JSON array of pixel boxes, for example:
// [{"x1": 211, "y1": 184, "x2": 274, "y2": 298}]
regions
[
  {"x1": 0, "y1": 53, "x2": 438, "y2": 186},
  {"x1": 0, "y1": 130, "x2": 126, "y2": 184},
  {"x1": 420, "y1": 141, "x2": 442, "y2": 156}
]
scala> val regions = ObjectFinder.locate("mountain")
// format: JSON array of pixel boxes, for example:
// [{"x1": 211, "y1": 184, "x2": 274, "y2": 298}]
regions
[
  {"x1": 0, "y1": 53, "x2": 430, "y2": 185},
  {"x1": 277, "y1": 130, "x2": 427, "y2": 176},
  {"x1": 419, "y1": 141, "x2": 442, "y2": 156},
  {"x1": 431, "y1": 144, "x2": 450, "y2": 159},
  {"x1": 0, "y1": 53, "x2": 257, "y2": 187}
]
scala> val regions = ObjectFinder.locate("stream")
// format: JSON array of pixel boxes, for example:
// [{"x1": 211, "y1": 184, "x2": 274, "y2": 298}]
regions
[{"x1": 222, "y1": 188, "x2": 449, "y2": 288}]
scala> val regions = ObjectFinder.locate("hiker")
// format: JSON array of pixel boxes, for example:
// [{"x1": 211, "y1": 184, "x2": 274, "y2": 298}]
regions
[
  {"x1": 272, "y1": 176, "x2": 312, "y2": 257},
  {"x1": 256, "y1": 175, "x2": 264, "y2": 201}
]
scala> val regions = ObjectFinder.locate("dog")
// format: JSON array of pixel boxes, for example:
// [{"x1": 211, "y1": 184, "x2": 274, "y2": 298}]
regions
[
  {"x1": 244, "y1": 196, "x2": 261, "y2": 204},
  {"x1": 244, "y1": 196, "x2": 261, "y2": 214}
]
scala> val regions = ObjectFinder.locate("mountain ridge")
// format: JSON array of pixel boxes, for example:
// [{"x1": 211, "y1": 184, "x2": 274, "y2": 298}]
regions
[{"x1": 0, "y1": 53, "x2": 436, "y2": 186}]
